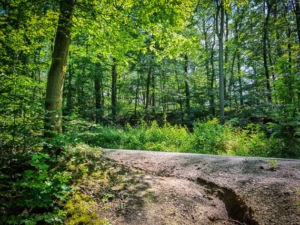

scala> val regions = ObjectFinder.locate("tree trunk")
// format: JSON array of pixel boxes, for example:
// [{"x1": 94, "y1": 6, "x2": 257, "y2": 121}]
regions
[
  {"x1": 263, "y1": 0, "x2": 272, "y2": 102},
  {"x1": 217, "y1": 1, "x2": 225, "y2": 124},
  {"x1": 151, "y1": 69, "x2": 155, "y2": 110},
  {"x1": 76, "y1": 63, "x2": 85, "y2": 118},
  {"x1": 228, "y1": 48, "x2": 237, "y2": 109},
  {"x1": 203, "y1": 19, "x2": 211, "y2": 112},
  {"x1": 293, "y1": 0, "x2": 300, "y2": 44},
  {"x1": 184, "y1": 54, "x2": 190, "y2": 113},
  {"x1": 65, "y1": 51, "x2": 73, "y2": 118},
  {"x1": 95, "y1": 62, "x2": 103, "y2": 124},
  {"x1": 210, "y1": 40, "x2": 216, "y2": 116},
  {"x1": 224, "y1": 12, "x2": 229, "y2": 102},
  {"x1": 134, "y1": 73, "x2": 141, "y2": 117},
  {"x1": 175, "y1": 71, "x2": 184, "y2": 116},
  {"x1": 145, "y1": 66, "x2": 152, "y2": 111},
  {"x1": 44, "y1": 0, "x2": 75, "y2": 138},
  {"x1": 111, "y1": 58, "x2": 117, "y2": 123},
  {"x1": 237, "y1": 51, "x2": 243, "y2": 107}
]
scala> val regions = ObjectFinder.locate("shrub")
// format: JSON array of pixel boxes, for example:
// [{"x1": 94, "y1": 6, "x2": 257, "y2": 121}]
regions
[{"x1": 0, "y1": 151, "x2": 72, "y2": 224}]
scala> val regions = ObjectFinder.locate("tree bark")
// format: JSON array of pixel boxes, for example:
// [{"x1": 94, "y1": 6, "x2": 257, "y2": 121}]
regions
[
  {"x1": 210, "y1": 37, "x2": 216, "y2": 116},
  {"x1": 134, "y1": 73, "x2": 141, "y2": 117},
  {"x1": 111, "y1": 57, "x2": 117, "y2": 123},
  {"x1": 44, "y1": 0, "x2": 75, "y2": 138},
  {"x1": 263, "y1": 0, "x2": 272, "y2": 102},
  {"x1": 65, "y1": 51, "x2": 73, "y2": 118},
  {"x1": 293, "y1": 0, "x2": 300, "y2": 44},
  {"x1": 184, "y1": 54, "x2": 190, "y2": 113},
  {"x1": 217, "y1": 1, "x2": 225, "y2": 124},
  {"x1": 95, "y1": 62, "x2": 103, "y2": 124},
  {"x1": 224, "y1": 12, "x2": 229, "y2": 101},
  {"x1": 145, "y1": 65, "x2": 152, "y2": 111},
  {"x1": 151, "y1": 68, "x2": 155, "y2": 110},
  {"x1": 203, "y1": 19, "x2": 211, "y2": 112},
  {"x1": 237, "y1": 51, "x2": 243, "y2": 107}
]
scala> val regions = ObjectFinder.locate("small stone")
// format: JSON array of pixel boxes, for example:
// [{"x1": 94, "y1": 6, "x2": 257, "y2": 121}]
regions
[
  {"x1": 144, "y1": 175, "x2": 152, "y2": 180},
  {"x1": 207, "y1": 196, "x2": 214, "y2": 200}
]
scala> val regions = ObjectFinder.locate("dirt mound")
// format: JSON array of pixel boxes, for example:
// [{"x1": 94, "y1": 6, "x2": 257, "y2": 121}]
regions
[{"x1": 104, "y1": 149, "x2": 300, "y2": 225}]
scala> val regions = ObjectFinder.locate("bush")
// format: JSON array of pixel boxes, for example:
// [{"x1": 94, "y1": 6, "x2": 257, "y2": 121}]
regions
[
  {"x1": 70, "y1": 118, "x2": 299, "y2": 158},
  {"x1": 0, "y1": 151, "x2": 72, "y2": 224}
]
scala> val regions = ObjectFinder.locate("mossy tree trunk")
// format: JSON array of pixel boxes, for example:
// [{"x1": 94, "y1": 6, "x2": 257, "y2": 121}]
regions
[{"x1": 44, "y1": 0, "x2": 75, "y2": 138}]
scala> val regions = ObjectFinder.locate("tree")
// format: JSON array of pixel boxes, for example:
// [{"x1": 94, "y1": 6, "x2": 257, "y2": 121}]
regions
[
  {"x1": 44, "y1": 0, "x2": 75, "y2": 138},
  {"x1": 111, "y1": 57, "x2": 117, "y2": 122},
  {"x1": 217, "y1": 0, "x2": 225, "y2": 124}
]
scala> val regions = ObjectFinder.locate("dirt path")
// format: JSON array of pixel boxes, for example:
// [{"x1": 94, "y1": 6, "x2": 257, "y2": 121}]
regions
[{"x1": 103, "y1": 149, "x2": 300, "y2": 225}]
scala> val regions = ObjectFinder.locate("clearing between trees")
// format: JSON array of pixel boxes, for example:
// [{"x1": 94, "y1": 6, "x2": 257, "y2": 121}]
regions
[{"x1": 102, "y1": 149, "x2": 300, "y2": 225}]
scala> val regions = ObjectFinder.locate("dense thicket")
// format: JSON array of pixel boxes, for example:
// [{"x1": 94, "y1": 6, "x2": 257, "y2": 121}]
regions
[{"x1": 1, "y1": 0, "x2": 300, "y2": 223}]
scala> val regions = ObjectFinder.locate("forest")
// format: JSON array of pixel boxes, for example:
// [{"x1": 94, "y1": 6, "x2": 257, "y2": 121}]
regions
[{"x1": 1, "y1": 0, "x2": 300, "y2": 224}]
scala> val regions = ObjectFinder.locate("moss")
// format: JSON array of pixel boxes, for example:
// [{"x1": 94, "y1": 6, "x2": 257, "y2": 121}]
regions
[
  {"x1": 61, "y1": 144, "x2": 146, "y2": 224},
  {"x1": 65, "y1": 193, "x2": 110, "y2": 225},
  {"x1": 68, "y1": 164, "x2": 76, "y2": 171}
]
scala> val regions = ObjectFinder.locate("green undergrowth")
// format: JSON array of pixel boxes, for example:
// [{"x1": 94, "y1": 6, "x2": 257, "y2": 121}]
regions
[
  {"x1": 77, "y1": 119, "x2": 300, "y2": 158},
  {"x1": 0, "y1": 149, "x2": 72, "y2": 224},
  {"x1": 0, "y1": 143, "x2": 143, "y2": 224}
]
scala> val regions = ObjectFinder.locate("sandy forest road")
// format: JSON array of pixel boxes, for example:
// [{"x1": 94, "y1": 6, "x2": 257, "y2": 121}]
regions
[{"x1": 103, "y1": 149, "x2": 300, "y2": 225}]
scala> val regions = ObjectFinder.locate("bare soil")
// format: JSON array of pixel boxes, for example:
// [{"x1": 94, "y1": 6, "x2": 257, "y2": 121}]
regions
[{"x1": 102, "y1": 149, "x2": 300, "y2": 225}]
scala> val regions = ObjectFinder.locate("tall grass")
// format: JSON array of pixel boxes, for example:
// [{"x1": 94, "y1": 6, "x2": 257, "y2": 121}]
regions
[{"x1": 75, "y1": 118, "x2": 298, "y2": 158}]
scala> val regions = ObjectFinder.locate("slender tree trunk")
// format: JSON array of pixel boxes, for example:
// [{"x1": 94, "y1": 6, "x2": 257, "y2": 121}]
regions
[
  {"x1": 224, "y1": 12, "x2": 229, "y2": 102},
  {"x1": 95, "y1": 62, "x2": 103, "y2": 124},
  {"x1": 203, "y1": 19, "x2": 211, "y2": 112},
  {"x1": 175, "y1": 71, "x2": 184, "y2": 115},
  {"x1": 292, "y1": 0, "x2": 300, "y2": 110},
  {"x1": 293, "y1": 0, "x2": 300, "y2": 44},
  {"x1": 263, "y1": 0, "x2": 272, "y2": 102},
  {"x1": 237, "y1": 51, "x2": 243, "y2": 107},
  {"x1": 151, "y1": 70, "x2": 155, "y2": 110},
  {"x1": 65, "y1": 51, "x2": 73, "y2": 117},
  {"x1": 44, "y1": 0, "x2": 75, "y2": 138},
  {"x1": 184, "y1": 55, "x2": 190, "y2": 113},
  {"x1": 286, "y1": 28, "x2": 293, "y2": 105},
  {"x1": 111, "y1": 58, "x2": 117, "y2": 122},
  {"x1": 233, "y1": 15, "x2": 243, "y2": 108},
  {"x1": 76, "y1": 63, "x2": 85, "y2": 117},
  {"x1": 145, "y1": 66, "x2": 152, "y2": 111},
  {"x1": 210, "y1": 41, "x2": 216, "y2": 116},
  {"x1": 228, "y1": 49, "x2": 237, "y2": 109},
  {"x1": 208, "y1": 16, "x2": 217, "y2": 117},
  {"x1": 217, "y1": 1, "x2": 225, "y2": 124},
  {"x1": 134, "y1": 73, "x2": 141, "y2": 117}
]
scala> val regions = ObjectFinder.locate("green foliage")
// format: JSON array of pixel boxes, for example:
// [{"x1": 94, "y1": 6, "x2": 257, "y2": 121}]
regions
[
  {"x1": 192, "y1": 118, "x2": 224, "y2": 154},
  {"x1": 74, "y1": 118, "x2": 297, "y2": 158},
  {"x1": 78, "y1": 121, "x2": 192, "y2": 152},
  {"x1": 0, "y1": 151, "x2": 72, "y2": 224}
]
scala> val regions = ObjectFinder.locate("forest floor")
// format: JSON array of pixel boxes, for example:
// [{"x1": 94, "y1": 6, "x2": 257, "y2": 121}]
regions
[{"x1": 98, "y1": 149, "x2": 300, "y2": 225}]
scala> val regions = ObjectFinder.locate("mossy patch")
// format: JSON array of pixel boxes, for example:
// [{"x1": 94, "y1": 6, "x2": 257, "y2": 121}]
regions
[
  {"x1": 64, "y1": 193, "x2": 110, "y2": 225},
  {"x1": 60, "y1": 144, "x2": 147, "y2": 224}
]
